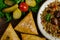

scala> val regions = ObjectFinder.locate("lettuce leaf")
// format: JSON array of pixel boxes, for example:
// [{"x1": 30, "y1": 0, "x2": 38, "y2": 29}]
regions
[
  {"x1": 11, "y1": 0, "x2": 21, "y2": 4},
  {"x1": 0, "y1": 0, "x2": 7, "y2": 10}
]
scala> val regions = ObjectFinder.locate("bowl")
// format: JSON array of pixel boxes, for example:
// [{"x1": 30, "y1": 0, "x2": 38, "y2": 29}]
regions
[{"x1": 37, "y1": 0, "x2": 60, "y2": 40}]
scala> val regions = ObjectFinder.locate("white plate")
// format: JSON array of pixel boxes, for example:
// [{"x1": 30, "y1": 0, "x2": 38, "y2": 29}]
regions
[{"x1": 37, "y1": 0, "x2": 60, "y2": 40}]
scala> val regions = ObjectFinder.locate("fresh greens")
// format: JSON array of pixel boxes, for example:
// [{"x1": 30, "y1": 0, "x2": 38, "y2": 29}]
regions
[
  {"x1": 28, "y1": 0, "x2": 42, "y2": 13},
  {"x1": 35, "y1": 0, "x2": 42, "y2": 4},
  {"x1": 0, "y1": 0, "x2": 7, "y2": 10},
  {"x1": 0, "y1": 0, "x2": 11, "y2": 22},
  {"x1": 45, "y1": 13, "x2": 51, "y2": 22},
  {"x1": 0, "y1": 0, "x2": 42, "y2": 23},
  {"x1": 0, "y1": 11, "x2": 12, "y2": 22},
  {"x1": 11, "y1": 0, "x2": 24, "y2": 4},
  {"x1": 21, "y1": 0, "x2": 24, "y2": 2},
  {"x1": 29, "y1": 4, "x2": 40, "y2": 13},
  {"x1": 5, "y1": 13, "x2": 12, "y2": 22},
  {"x1": 0, "y1": 11, "x2": 4, "y2": 18},
  {"x1": 0, "y1": 12, "x2": 12, "y2": 22}
]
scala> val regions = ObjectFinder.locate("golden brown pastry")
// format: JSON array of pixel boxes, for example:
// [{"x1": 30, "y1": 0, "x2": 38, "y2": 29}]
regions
[
  {"x1": 14, "y1": 11, "x2": 38, "y2": 35},
  {"x1": 1, "y1": 23, "x2": 20, "y2": 40},
  {"x1": 21, "y1": 34, "x2": 46, "y2": 40}
]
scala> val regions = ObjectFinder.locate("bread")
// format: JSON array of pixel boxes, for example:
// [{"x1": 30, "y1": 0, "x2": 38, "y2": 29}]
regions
[
  {"x1": 21, "y1": 34, "x2": 46, "y2": 40},
  {"x1": 1, "y1": 23, "x2": 20, "y2": 40},
  {"x1": 14, "y1": 11, "x2": 38, "y2": 35}
]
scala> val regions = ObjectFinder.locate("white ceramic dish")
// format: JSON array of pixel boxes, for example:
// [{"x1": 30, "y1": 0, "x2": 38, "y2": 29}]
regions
[{"x1": 37, "y1": 0, "x2": 60, "y2": 40}]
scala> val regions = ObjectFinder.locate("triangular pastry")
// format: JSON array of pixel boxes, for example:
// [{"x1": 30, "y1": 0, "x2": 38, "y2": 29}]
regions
[
  {"x1": 1, "y1": 23, "x2": 20, "y2": 40},
  {"x1": 21, "y1": 34, "x2": 46, "y2": 40},
  {"x1": 14, "y1": 12, "x2": 38, "y2": 35}
]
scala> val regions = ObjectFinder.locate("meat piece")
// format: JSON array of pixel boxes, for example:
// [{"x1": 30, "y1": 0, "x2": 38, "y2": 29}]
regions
[
  {"x1": 51, "y1": 18, "x2": 58, "y2": 25},
  {"x1": 54, "y1": 10, "x2": 58, "y2": 17},
  {"x1": 52, "y1": 25, "x2": 57, "y2": 31},
  {"x1": 47, "y1": 10, "x2": 51, "y2": 13},
  {"x1": 58, "y1": 18, "x2": 60, "y2": 26},
  {"x1": 56, "y1": 11, "x2": 60, "y2": 18},
  {"x1": 58, "y1": 4, "x2": 60, "y2": 6},
  {"x1": 54, "y1": 10, "x2": 60, "y2": 18}
]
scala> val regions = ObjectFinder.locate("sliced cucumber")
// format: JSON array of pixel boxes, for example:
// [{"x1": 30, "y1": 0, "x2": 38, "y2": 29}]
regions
[
  {"x1": 25, "y1": 0, "x2": 36, "y2": 7},
  {"x1": 13, "y1": 8, "x2": 22, "y2": 19}
]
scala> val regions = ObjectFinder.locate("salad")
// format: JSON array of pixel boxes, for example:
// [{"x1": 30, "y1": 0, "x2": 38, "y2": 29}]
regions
[{"x1": 0, "y1": 0, "x2": 42, "y2": 22}]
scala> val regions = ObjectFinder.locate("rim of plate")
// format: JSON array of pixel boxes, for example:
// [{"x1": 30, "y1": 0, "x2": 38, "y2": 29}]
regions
[{"x1": 37, "y1": 0, "x2": 60, "y2": 40}]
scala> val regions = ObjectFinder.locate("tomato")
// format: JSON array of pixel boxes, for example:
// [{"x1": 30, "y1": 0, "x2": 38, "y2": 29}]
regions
[{"x1": 19, "y1": 2, "x2": 29, "y2": 12}]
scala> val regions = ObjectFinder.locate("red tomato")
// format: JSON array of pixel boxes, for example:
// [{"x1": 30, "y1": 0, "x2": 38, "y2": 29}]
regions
[{"x1": 19, "y1": 2, "x2": 29, "y2": 12}]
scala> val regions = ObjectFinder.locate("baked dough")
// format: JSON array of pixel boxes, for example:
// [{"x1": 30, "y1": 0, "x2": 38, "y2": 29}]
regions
[
  {"x1": 1, "y1": 23, "x2": 20, "y2": 40},
  {"x1": 21, "y1": 34, "x2": 46, "y2": 40},
  {"x1": 14, "y1": 11, "x2": 38, "y2": 35}
]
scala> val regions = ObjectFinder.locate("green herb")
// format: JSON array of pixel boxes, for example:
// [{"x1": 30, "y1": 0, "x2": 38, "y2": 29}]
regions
[
  {"x1": 21, "y1": 0, "x2": 24, "y2": 2},
  {"x1": 29, "y1": 4, "x2": 40, "y2": 13},
  {"x1": 11, "y1": 0, "x2": 24, "y2": 4},
  {"x1": 45, "y1": 13, "x2": 51, "y2": 22},
  {"x1": 5, "y1": 13, "x2": 12, "y2": 22},
  {"x1": 0, "y1": 0, "x2": 7, "y2": 10},
  {"x1": 28, "y1": 0, "x2": 42, "y2": 13},
  {"x1": 35, "y1": 0, "x2": 42, "y2": 4},
  {"x1": 0, "y1": 11, "x2": 4, "y2": 18},
  {"x1": 11, "y1": 0, "x2": 21, "y2": 4}
]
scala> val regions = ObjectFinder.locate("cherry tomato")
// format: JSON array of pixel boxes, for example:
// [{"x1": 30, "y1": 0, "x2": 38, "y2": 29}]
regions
[{"x1": 19, "y1": 2, "x2": 29, "y2": 12}]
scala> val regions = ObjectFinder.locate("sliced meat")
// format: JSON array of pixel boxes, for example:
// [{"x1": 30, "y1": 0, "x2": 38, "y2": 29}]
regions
[
  {"x1": 58, "y1": 18, "x2": 60, "y2": 26},
  {"x1": 56, "y1": 11, "x2": 60, "y2": 18},
  {"x1": 54, "y1": 10, "x2": 58, "y2": 17},
  {"x1": 51, "y1": 18, "x2": 58, "y2": 25},
  {"x1": 47, "y1": 10, "x2": 51, "y2": 13},
  {"x1": 54, "y1": 10, "x2": 60, "y2": 18}
]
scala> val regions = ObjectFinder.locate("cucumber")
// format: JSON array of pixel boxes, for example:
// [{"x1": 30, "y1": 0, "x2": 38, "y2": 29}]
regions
[{"x1": 13, "y1": 8, "x2": 22, "y2": 19}]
